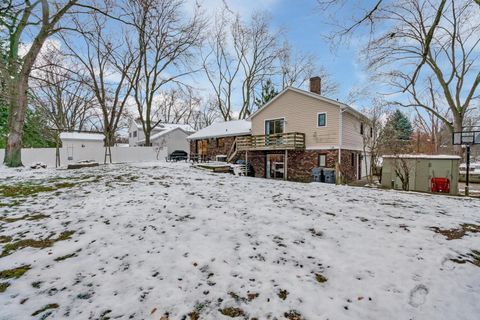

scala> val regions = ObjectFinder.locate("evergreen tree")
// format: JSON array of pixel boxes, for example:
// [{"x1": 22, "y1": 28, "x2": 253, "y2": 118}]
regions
[
  {"x1": 254, "y1": 79, "x2": 278, "y2": 109},
  {"x1": 384, "y1": 110, "x2": 413, "y2": 141}
]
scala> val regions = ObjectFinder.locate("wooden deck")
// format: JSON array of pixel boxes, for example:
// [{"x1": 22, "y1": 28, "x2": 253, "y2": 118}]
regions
[{"x1": 236, "y1": 132, "x2": 305, "y2": 151}]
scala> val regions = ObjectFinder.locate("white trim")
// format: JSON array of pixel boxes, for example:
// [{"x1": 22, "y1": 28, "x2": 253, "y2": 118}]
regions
[
  {"x1": 264, "y1": 117, "x2": 286, "y2": 134},
  {"x1": 316, "y1": 112, "x2": 327, "y2": 128}
]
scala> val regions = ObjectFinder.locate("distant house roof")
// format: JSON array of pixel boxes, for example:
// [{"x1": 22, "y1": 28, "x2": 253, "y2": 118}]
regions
[
  {"x1": 383, "y1": 154, "x2": 461, "y2": 160},
  {"x1": 248, "y1": 86, "x2": 369, "y2": 121},
  {"x1": 137, "y1": 127, "x2": 189, "y2": 144},
  {"x1": 187, "y1": 120, "x2": 251, "y2": 140},
  {"x1": 59, "y1": 132, "x2": 104, "y2": 141},
  {"x1": 134, "y1": 120, "x2": 195, "y2": 133}
]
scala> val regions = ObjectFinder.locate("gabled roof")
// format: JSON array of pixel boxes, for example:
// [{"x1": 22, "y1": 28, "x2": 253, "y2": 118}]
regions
[
  {"x1": 137, "y1": 127, "x2": 189, "y2": 144},
  {"x1": 133, "y1": 120, "x2": 195, "y2": 132},
  {"x1": 187, "y1": 120, "x2": 251, "y2": 140},
  {"x1": 60, "y1": 132, "x2": 104, "y2": 141},
  {"x1": 248, "y1": 86, "x2": 369, "y2": 121}
]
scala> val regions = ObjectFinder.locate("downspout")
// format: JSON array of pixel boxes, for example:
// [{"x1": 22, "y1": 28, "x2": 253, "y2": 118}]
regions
[{"x1": 338, "y1": 107, "x2": 347, "y2": 184}]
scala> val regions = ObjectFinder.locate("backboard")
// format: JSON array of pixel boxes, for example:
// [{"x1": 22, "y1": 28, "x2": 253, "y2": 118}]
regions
[{"x1": 452, "y1": 131, "x2": 480, "y2": 145}]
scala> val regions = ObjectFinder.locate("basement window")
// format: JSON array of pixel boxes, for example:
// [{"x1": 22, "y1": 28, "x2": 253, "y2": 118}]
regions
[{"x1": 318, "y1": 154, "x2": 327, "y2": 167}]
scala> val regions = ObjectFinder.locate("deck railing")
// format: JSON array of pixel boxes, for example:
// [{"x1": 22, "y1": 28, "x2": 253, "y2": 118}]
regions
[{"x1": 237, "y1": 132, "x2": 305, "y2": 151}]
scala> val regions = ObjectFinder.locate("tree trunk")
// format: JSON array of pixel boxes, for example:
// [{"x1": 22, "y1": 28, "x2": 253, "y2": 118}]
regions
[{"x1": 4, "y1": 77, "x2": 29, "y2": 167}]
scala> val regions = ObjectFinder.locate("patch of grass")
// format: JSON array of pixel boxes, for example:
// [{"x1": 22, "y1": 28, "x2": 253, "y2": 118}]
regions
[
  {"x1": 54, "y1": 252, "x2": 77, "y2": 262},
  {"x1": 278, "y1": 289, "x2": 289, "y2": 300},
  {"x1": 31, "y1": 303, "x2": 59, "y2": 316},
  {"x1": 431, "y1": 223, "x2": 480, "y2": 240},
  {"x1": 218, "y1": 307, "x2": 245, "y2": 317},
  {"x1": 0, "y1": 182, "x2": 76, "y2": 198},
  {"x1": 0, "y1": 230, "x2": 75, "y2": 258},
  {"x1": 0, "y1": 282, "x2": 10, "y2": 293},
  {"x1": 315, "y1": 273, "x2": 328, "y2": 283},
  {"x1": 0, "y1": 265, "x2": 31, "y2": 279},
  {"x1": 0, "y1": 213, "x2": 49, "y2": 223},
  {"x1": 32, "y1": 281, "x2": 43, "y2": 288},
  {"x1": 451, "y1": 250, "x2": 480, "y2": 267},
  {"x1": 284, "y1": 310, "x2": 303, "y2": 320}
]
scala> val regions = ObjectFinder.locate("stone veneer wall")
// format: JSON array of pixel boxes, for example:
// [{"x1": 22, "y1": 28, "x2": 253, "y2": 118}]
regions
[{"x1": 247, "y1": 149, "x2": 361, "y2": 183}]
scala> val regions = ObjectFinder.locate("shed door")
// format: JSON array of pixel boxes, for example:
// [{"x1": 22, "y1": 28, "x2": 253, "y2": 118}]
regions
[{"x1": 415, "y1": 160, "x2": 430, "y2": 192}]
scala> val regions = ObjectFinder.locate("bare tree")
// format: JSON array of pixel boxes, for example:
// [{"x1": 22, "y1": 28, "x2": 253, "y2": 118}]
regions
[
  {"x1": 202, "y1": 8, "x2": 242, "y2": 121},
  {"x1": 278, "y1": 41, "x2": 338, "y2": 94},
  {"x1": 234, "y1": 13, "x2": 280, "y2": 119},
  {"x1": 318, "y1": 0, "x2": 480, "y2": 152},
  {"x1": 127, "y1": 0, "x2": 204, "y2": 146},
  {"x1": 0, "y1": 0, "x2": 80, "y2": 166},
  {"x1": 29, "y1": 46, "x2": 96, "y2": 134},
  {"x1": 62, "y1": 10, "x2": 136, "y2": 147},
  {"x1": 361, "y1": 101, "x2": 387, "y2": 182}
]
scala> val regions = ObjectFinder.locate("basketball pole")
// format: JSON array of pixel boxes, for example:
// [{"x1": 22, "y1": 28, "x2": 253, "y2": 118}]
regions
[{"x1": 465, "y1": 144, "x2": 470, "y2": 196}]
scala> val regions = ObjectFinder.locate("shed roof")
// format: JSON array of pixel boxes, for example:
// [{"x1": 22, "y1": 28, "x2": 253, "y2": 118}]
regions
[
  {"x1": 59, "y1": 132, "x2": 104, "y2": 141},
  {"x1": 383, "y1": 154, "x2": 461, "y2": 160}
]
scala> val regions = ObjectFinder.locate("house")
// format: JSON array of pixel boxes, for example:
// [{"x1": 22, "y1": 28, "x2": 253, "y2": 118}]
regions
[
  {"x1": 128, "y1": 120, "x2": 195, "y2": 154},
  {"x1": 187, "y1": 120, "x2": 251, "y2": 162},
  {"x1": 188, "y1": 78, "x2": 372, "y2": 182},
  {"x1": 60, "y1": 132, "x2": 105, "y2": 149}
]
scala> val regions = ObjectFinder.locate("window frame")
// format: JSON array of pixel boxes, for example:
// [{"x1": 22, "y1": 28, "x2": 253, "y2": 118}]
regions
[
  {"x1": 317, "y1": 112, "x2": 327, "y2": 128},
  {"x1": 264, "y1": 118, "x2": 285, "y2": 135},
  {"x1": 318, "y1": 154, "x2": 327, "y2": 167},
  {"x1": 360, "y1": 123, "x2": 364, "y2": 135}
]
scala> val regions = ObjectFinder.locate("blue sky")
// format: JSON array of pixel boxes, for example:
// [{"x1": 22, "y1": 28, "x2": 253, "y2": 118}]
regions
[{"x1": 192, "y1": 0, "x2": 374, "y2": 108}]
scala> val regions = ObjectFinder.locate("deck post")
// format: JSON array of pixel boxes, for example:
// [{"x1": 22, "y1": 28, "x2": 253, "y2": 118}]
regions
[{"x1": 284, "y1": 149, "x2": 288, "y2": 180}]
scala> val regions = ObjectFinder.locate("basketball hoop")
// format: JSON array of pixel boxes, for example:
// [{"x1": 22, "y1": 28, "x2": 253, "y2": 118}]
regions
[
  {"x1": 452, "y1": 130, "x2": 480, "y2": 196},
  {"x1": 452, "y1": 131, "x2": 480, "y2": 146}
]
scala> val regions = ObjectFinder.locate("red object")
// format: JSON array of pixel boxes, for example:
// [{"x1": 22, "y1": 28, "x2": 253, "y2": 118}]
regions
[{"x1": 431, "y1": 177, "x2": 450, "y2": 193}]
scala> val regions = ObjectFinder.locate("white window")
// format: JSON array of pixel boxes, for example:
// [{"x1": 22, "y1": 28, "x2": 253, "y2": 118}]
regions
[
  {"x1": 265, "y1": 118, "x2": 284, "y2": 135},
  {"x1": 317, "y1": 113, "x2": 327, "y2": 127},
  {"x1": 318, "y1": 154, "x2": 326, "y2": 167}
]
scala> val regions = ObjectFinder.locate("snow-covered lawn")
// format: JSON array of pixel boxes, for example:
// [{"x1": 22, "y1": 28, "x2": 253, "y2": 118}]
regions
[{"x1": 1, "y1": 162, "x2": 479, "y2": 320}]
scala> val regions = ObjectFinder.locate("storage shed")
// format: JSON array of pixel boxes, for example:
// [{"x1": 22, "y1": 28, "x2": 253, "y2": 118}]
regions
[{"x1": 381, "y1": 154, "x2": 460, "y2": 195}]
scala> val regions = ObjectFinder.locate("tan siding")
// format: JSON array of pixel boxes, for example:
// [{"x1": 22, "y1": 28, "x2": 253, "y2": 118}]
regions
[
  {"x1": 341, "y1": 112, "x2": 364, "y2": 151},
  {"x1": 251, "y1": 90, "x2": 340, "y2": 149}
]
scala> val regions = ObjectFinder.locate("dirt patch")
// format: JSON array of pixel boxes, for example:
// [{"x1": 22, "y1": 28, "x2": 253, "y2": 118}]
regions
[
  {"x1": 0, "y1": 235, "x2": 12, "y2": 243},
  {"x1": 315, "y1": 273, "x2": 328, "y2": 283},
  {"x1": 430, "y1": 224, "x2": 480, "y2": 240},
  {"x1": 31, "y1": 303, "x2": 59, "y2": 316},
  {"x1": 0, "y1": 265, "x2": 31, "y2": 279},
  {"x1": 0, "y1": 282, "x2": 10, "y2": 293},
  {"x1": 284, "y1": 310, "x2": 304, "y2": 320},
  {"x1": 451, "y1": 250, "x2": 480, "y2": 267},
  {"x1": 229, "y1": 291, "x2": 260, "y2": 303},
  {"x1": 1, "y1": 230, "x2": 75, "y2": 257},
  {"x1": 218, "y1": 307, "x2": 245, "y2": 317},
  {"x1": 278, "y1": 289, "x2": 289, "y2": 300}
]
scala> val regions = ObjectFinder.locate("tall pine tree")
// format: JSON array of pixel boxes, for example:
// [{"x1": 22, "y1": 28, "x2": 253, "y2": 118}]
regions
[
  {"x1": 254, "y1": 79, "x2": 278, "y2": 109},
  {"x1": 384, "y1": 110, "x2": 413, "y2": 141}
]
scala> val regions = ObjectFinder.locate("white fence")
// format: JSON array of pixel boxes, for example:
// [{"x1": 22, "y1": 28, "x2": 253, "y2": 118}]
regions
[{"x1": 0, "y1": 146, "x2": 167, "y2": 168}]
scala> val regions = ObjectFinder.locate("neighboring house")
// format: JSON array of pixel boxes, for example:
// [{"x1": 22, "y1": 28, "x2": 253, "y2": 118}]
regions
[
  {"x1": 187, "y1": 120, "x2": 251, "y2": 161},
  {"x1": 188, "y1": 78, "x2": 372, "y2": 182},
  {"x1": 128, "y1": 120, "x2": 195, "y2": 154}
]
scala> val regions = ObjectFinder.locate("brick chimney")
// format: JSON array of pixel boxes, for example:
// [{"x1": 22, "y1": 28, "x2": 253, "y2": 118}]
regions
[{"x1": 309, "y1": 77, "x2": 321, "y2": 95}]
